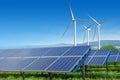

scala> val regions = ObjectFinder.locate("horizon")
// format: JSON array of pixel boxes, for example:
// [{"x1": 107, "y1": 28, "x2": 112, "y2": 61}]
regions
[
  {"x1": 0, "y1": 40, "x2": 119, "y2": 49},
  {"x1": 0, "y1": 0, "x2": 120, "y2": 48}
]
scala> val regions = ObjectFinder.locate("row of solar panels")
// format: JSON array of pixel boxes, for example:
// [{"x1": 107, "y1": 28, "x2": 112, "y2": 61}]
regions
[
  {"x1": 85, "y1": 50, "x2": 120, "y2": 65},
  {"x1": 0, "y1": 46, "x2": 89, "y2": 57},
  {"x1": 0, "y1": 46, "x2": 119, "y2": 73},
  {"x1": 0, "y1": 57, "x2": 82, "y2": 72},
  {"x1": 0, "y1": 46, "x2": 90, "y2": 72}
]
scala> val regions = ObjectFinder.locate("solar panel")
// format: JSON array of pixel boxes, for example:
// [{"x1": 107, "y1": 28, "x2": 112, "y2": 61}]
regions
[
  {"x1": 43, "y1": 47, "x2": 71, "y2": 56},
  {"x1": 12, "y1": 48, "x2": 50, "y2": 57},
  {"x1": 107, "y1": 51, "x2": 119, "y2": 62},
  {"x1": 0, "y1": 49, "x2": 20, "y2": 57},
  {"x1": 85, "y1": 50, "x2": 110, "y2": 65},
  {"x1": 94, "y1": 50, "x2": 110, "y2": 56},
  {"x1": 108, "y1": 56, "x2": 117, "y2": 62},
  {"x1": 110, "y1": 51, "x2": 119, "y2": 55},
  {"x1": 24, "y1": 57, "x2": 57, "y2": 71},
  {"x1": 88, "y1": 50, "x2": 97, "y2": 56},
  {"x1": 0, "y1": 58, "x2": 36, "y2": 71},
  {"x1": 2, "y1": 47, "x2": 70, "y2": 57},
  {"x1": 88, "y1": 57, "x2": 106, "y2": 65},
  {"x1": 63, "y1": 46, "x2": 89, "y2": 56},
  {"x1": 46, "y1": 57, "x2": 81, "y2": 72}
]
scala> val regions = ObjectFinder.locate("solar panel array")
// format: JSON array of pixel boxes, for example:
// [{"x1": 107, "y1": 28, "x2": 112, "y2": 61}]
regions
[
  {"x1": 0, "y1": 46, "x2": 90, "y2": 72},
  {"x1": 85, "y1": 50, "x2": 111, "y2": 65},
  {"x1": 1, "y1": 45, "x2": 120, "y2": 73}
]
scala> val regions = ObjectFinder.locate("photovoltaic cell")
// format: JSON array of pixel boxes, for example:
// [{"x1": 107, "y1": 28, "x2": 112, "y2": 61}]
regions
[
  {"x1": 89, "y1": 50, "x2": 97, "y2": 56},
  {"x1": 110, "y1": 51, "x2": 119, "y2": 55},
  {"x1": 43, "y1": 47, "x2": 71, "y2": 56},
  {"x1": 107, "y1": 51, "x2": 119, "y2": 62},
  {"x1": 63, "y1": 46, "x2": 89, "y2": 56},
  {"x1": 0, "y1": 49, "x2": 20, "y2": 57},
  {"x1": 24, "y1": 58, "x2": 57, "y2": 71},
  {"x1": 94, "y1": 50, "x2": 110, "y2": 56},
  {"x1": 88, "y1": 57, "x2": 106, "y2": 65},
  {"x1": 47, "y1": 57, "x2": 81, "y2": 72},
  {"x1": 85, "y1": 50, "x2": 110, "y2": 65},
  {"x1": 12, "y1": 48, "x2": 50, "y2": 57},
  {"x1": 108, "y1": 56, "x2": 117, "y2": 62},
  {"x1": 0, "y1": 58, "x2": 36, "y2": 71}
]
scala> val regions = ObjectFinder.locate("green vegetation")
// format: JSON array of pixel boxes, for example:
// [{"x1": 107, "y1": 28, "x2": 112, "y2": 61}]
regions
[
  {"x1": 0, "y1": 63, "x2": 120, "y2": 80},
  {"x1": 101, "y1": 44, "x2": 119, "y2": 51}
]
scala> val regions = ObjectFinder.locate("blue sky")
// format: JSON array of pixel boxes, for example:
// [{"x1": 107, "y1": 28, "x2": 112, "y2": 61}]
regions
[{"x1": 0, "y1": 0, "x2": 120, "y2": 48}]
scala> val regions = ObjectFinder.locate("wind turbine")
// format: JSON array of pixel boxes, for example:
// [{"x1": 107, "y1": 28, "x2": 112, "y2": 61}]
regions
[
  {"x1": 81, "y1": 24, "x2": 94, "y2": 46},
  {"x1": 62, "y1": 4, "x2": 84, "y2": 46},
  {"x1": 89, "y1": 15, "x2": 110, "y2": 49}
]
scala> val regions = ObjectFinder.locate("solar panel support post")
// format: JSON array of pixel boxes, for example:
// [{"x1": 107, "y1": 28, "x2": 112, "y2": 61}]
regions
[
  {"x1": 64, "y1": 73, "x2": 67, "y2": 79},
  {"x1": 106, "y1": 63, "x2": 108, "y2": 78},
  {"x1": 105, "y1": 50, "x2": 110, "y2": 79},
  {"x1": 49, "y1": 72, "x2": 52, "y2": 80},
  {"x1": 20, "y1": 72, "x2": 25, "y2": 80},
  {"x1": 82, "y1": 64, "x2": 85, "y2": 80}
]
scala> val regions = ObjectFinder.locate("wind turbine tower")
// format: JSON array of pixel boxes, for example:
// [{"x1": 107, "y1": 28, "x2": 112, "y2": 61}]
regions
[
  {"x1": 89, "y1": 16, "x2": 110, "y2": 49},
  {"x1": 62, "y1": 5, "x2": 84, "y2": 46},
  {"x1": 69, "y1": 5, "x2": 77, "y2": 46},
  {"x1": 81, "y1": 24, "x2": 94, "y2": 46}
]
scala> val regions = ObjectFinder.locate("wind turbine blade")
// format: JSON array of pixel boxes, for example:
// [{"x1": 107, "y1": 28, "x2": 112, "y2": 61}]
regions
[
  {"x1": 88, "y1": 23, "x2": 94, "y2": 28},
  {"x1": 89, "y1": 15, "x2": 99, "y2": 24},
  {"x1": 92, "y1": 26, "x2": 97, "y2": 42},
  {"x1": 99, "y1": 18, "x2": 112, "y2": 24},
  {"x1": 81, "y1": 24, "x2": 87, "y2": 29},
  {"x1": 83, "y1": 31, "x2": 86, "y2": 43},
  {"x1": 61, "y1": 21, "x2": 73, "y2": 38},
  {"x1": 69, "y1": 4, "x2": 74, "y2": 20}
]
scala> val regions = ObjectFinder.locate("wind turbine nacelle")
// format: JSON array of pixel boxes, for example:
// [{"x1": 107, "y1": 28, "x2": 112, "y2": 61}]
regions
[
  {"x1": 72, "y1": 19, "x2": 76, "y2": 21},
  {"x1": 86, "y1": 28, "x2": 91, "y2": 31}
]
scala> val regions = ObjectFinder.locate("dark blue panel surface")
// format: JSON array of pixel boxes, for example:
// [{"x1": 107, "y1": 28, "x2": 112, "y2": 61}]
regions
[
  {"x1": 0, "y1": 49, "x2": 20, "y2": 57},
  {"x1": 94, "y1": 50, "x2": 110, "y2": 56},
  {"x1": 88, "y1": 57, "x2": 106, "y2": 65},
  {"x1": 47, "y1": 57, "x2": 81, "y2": 72},
  {"x1": 89, "y1": 50, "x2": 97, "y2": 56},
  {"x1": 24, "y1": 58, "x2": 57, "y2": 71},
  {"x1": 13, "y1": 48, "x2": 50, "y2": 57},
  {"x1": 110, "y1": 51, "x2": 119, "y2": 55},
  {"x1": 0, "y1": 58, "x2": 36, "y2": 71},
  {"x1": 43, "y1": 47, "x2": 70, "y2": 56},
  {"x1": 63, "y1": 46, "x2": 89, "y2": 56},
  {"x1": 108, "y1": 56, "x2": 117, "y2": 62}
]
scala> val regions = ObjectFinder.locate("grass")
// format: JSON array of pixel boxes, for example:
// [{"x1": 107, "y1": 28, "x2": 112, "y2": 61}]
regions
[{"x1": 0, "y1": 62, "x2": 120, "y2": 80}]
